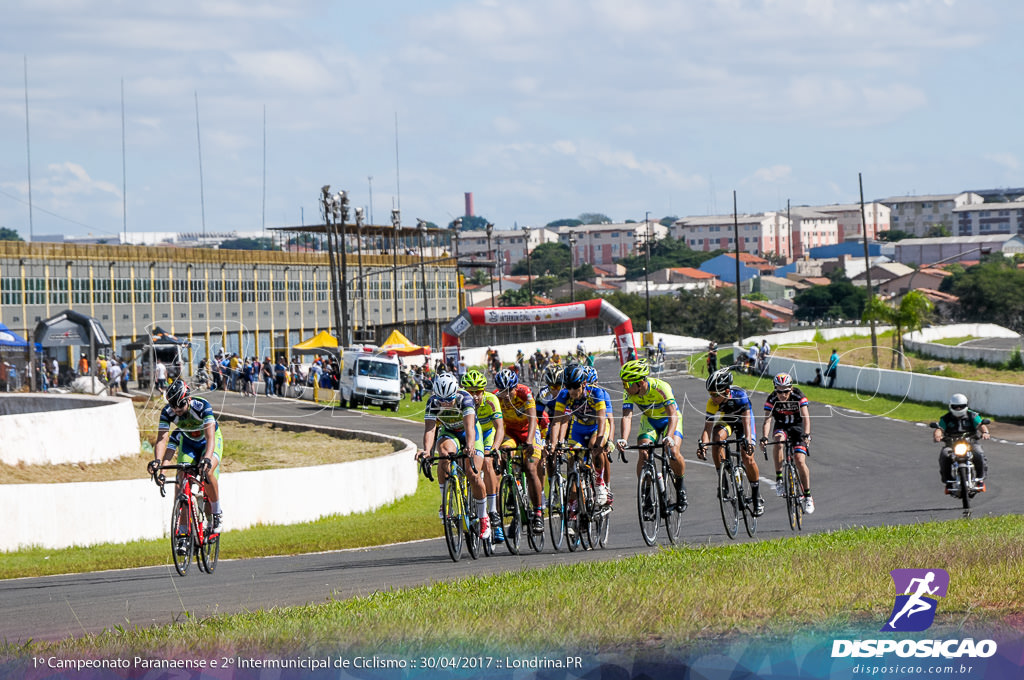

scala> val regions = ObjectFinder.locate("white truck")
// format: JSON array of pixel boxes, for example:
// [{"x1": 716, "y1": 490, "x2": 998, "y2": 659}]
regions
[{"x1": 339, "y1": 346, "x2": 403, "y2": 411}]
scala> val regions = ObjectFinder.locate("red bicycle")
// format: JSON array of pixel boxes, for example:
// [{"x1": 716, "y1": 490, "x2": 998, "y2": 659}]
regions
[{"x1": 151, "y1": 463, "x2": 220, "y2": 575}]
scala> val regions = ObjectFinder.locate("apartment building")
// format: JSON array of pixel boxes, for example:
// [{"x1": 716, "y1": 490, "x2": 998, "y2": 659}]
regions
[
  {"x1": 811, "y1": 202, "x2": 891, "y2": 242},
  {"x1": 788, "y1": 207, "x2": 840, "y2": 259},
  {"x1": 952, "y1": 199, "x2": 1024, "y2": 236},
  {"x1": 673, "y1": 212, "x2": 791, "y2": 259},
  {"x1": 880, "y1": 192, "x2": 984, "y2": 237},
  {"x1": 553, "y1": 221, "x2": 668, "y2": 268}
]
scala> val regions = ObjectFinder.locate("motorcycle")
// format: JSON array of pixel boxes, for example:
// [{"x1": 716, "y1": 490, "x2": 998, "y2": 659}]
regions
[{"x1": 930, "y1": 419, "x2": 989, "y2": 517}]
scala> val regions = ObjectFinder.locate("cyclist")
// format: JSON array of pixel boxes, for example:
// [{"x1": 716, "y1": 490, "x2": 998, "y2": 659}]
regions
[
  {"x1": 585, "y1": 364, "x2": 616, "y2": 498},
  {"x1": 461, "y1": 369, "x2": 505, "y2": 543},
  {"x1": 551, "y1": 364, "x2": 613, "y2": 507},
  {"x1": 147, "y1": 379, "x2": 224, "y2": 554},
  {"x1": 415, "y1": 373, "x2": 493, "y2": 540},
  {"x1": 494, "y1": 368, "x2": 546, "y2": 534},
  {"x1": 933, "y1": 393, "x2": 989, "y2": 492},
  {"x1": 698, "y1": 368, "x2": 764, "y2": 516},
  {"x1": 761, "y1": 372, "x2": 814, "y2": 514},
  {"x1": 615, "y1": 358, "x2": 687, "y2": 512},
  {"x1": 537, "y1": 364, "x2": 564, "y2": 439}
]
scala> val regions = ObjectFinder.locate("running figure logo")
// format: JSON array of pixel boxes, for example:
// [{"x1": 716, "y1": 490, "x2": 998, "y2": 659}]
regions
[{"x1": 882, "y1": 568, "x2": 950, "y2": 632}]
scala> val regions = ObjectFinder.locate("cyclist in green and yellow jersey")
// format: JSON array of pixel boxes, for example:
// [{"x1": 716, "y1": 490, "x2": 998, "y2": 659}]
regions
[
  {"x1": 461, "y1": 369, "x2": 505, "y2": 542},
  {"x1": 615, "y1": 359, "x2": 688, "y2": 512}
]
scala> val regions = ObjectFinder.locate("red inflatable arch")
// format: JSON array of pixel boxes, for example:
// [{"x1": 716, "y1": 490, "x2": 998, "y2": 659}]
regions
[{"x1": 441, "y1": 299, "x2": 637, "y2": 364}]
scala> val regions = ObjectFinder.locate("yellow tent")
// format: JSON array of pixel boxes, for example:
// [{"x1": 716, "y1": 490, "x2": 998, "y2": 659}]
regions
[
  {"x1": 380, "y1": 329, "x2": 430, "y2": 356},
  {"x1": 292, "y1": 330, "x2": 339, "y2": 353}
]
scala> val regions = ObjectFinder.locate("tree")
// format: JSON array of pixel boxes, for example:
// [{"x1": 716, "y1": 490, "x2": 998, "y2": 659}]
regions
[
  {"x1": 794, "y1": 278, "x2": 868, "y2": 322},
  {"x1": 861, "y1": 291, "x2": 933, "y2": 369},
  {"x1": 0, "y1": 227, "x2": 23, "y2": 241},
  {"x1": 546, "y1": 218, "x2": 583, "y2": 228},
  {"x1": 949, "y1": 258, "x2": 1024, "y2": 332},
  {"x1": 578, "y1": 212, "x2": 612, "y2": 225},
  {"x1": 876, "y1": 229, "x2": 915, "y2": 242},
  {"x1": 449, "y1": 215, "x2": 489, "y2": 231},
  {"x1": 618, "y1": 235, "x2": 720, "y2": 279},
  {"x1": 925, "y1": 224, "x2": 951, "y2": 238},
  {"x1": 511, "y1": 242, "x2": 571, "y2": 278},
  {"x1": 658, "y1": 216, "x2": 678, "y2": 227}
]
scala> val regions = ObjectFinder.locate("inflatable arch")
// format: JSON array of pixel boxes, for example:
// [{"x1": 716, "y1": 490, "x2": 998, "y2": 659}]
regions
[{"x1": 441, "y1": 299, "x2": 637, "y2": 364}]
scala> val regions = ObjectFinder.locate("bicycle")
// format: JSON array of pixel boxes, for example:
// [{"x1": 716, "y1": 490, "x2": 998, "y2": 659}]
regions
[
  {"x1": 151, "y1": 462, "x2": 220, "y2": 576},
  {"x1": 700, "y1": 436, "x2": 758, "y2": 540},
  {"x1": 622, "y1": 441, "x2": 683, "y2": 546},
  {"x1": 562, "y1": 443, "x2": 611, "y2": 551},
  {"x1": 420, "y1": 451, "x2": 489, "y2": 562},
  {"x1": 546, "y1": 443, "x2": 569, "y2": 551},
  {"x1": 762, "y1": 436, "x2": 807, "y2": 531},
  {"x1": 493, "y1": 446, "x2": 544, "y2": 554}
]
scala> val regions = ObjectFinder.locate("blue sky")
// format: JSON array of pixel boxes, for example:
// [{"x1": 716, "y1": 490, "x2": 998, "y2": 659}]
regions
[{"x1": 1, "y1": 0, "x2": 1022, "y2": 241}]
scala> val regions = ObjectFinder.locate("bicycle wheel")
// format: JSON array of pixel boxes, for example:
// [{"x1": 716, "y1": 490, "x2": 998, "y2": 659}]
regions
[
  {"x1": 170, "y1": 495, "x2": 192, "y2": 576},
  {"x1": 464, "y1": 484, "x2": 480, "y2": 561},
  {"x1": 662, "y1": 465, "x2": 683, "y2": 545},
  {"x1": 793, "y1": 466, "x2": 805, "y2": 531},
  {"x1": 597, "y1": 504, "x2": 611, "y2": 548},
  {"x1": 637, "y1": 467, "x2": 659, "y2": 546},
  {"x1": 784, "y1": 464, "x2": 797, "y2": 531},
  {"x1": 565, "y1": 471, "x2": 582, "y2": 552},
  {"x1": 526, "y1": 493, "x2": 545, "y2": 553},
  {"x1": 580, "y1": 472, "x2": 597, "y2": 550},
  {"x1": 718, "y1": 463, "x2": 740, "y2": 540},
  {"x1": 499, "y1": 475, "x2": 522, "y2": 555},
  {"x1": 738, "y1": 468, "x2": 757, "y2": 538},
  {"x1": 442, "y1": 478, "x2": 464, "y2": 562},
  {"x1": 547, "y1": 473, "x2": 566, "y2": 552}
]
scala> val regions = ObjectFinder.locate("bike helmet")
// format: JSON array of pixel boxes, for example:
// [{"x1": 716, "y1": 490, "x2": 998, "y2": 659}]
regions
[
  {"x1": 705, "y1": 368, "x2": 733, "y2": 394},
  {"x1": 543, "y1": 364, "x2": 564, "y2": 388},
  {"x1": 949, "y1": 393, "x2": 969, "y2": 416},
  {"x1": 619, "y1": 359, "x2": 650, "y2": 383},
  {"x1": 494, "y1": 368, "x2": 519, "y2": 391},
  {"x1": 460, "y1": 369, "x2": 487, "y2": 391},
  {"x1": 584, "y1": 365, "x2": 598, "y2": 385},
  {"x1": 772, "y1": 372, "x2": 794, "y2": 390},
  {"x1": 432, "y1": 373, "x2": 459, "y2": 399},
  {"x1": 563, "y1": 364, "x2": 587, "y2": 389},
  {"x1": 165, "y1": 379, "x2": 191, "y2": 409}
]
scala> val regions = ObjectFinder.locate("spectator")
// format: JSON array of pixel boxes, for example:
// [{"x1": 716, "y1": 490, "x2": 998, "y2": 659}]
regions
[
  {"x1": 825, "y1": 349, "x2": 839, "y2": 388},
  {"x1": 706, "y1": 342, "x2": 718, "y2": 374},
  {"x1": 808, "y1": 367, "x2": 824, "y2": 387},
  {"x1": 107, "y1": 360, "x2": 122, "y2": 397},
  {"x1": 261, "y1": 356, "x2": 274, "y2": 396},
  {"x1": 274, "y1": 355, "x2": 287, "y2": 397},
  {"x1": 51, "y1": 357, "x2": 60, "y2": 387},
  {"x1": 120, "y1": 358, "x2": 129, "y2": 392},
  {"x1": 154, "y1": 360, "x2": 167, "y2": 392},
  {"x1": 457, "y1": 354, "x2": 468, "y2": 379},
  {"x1": 78, "y1": 353, "x2": 89, "y2": 377}
]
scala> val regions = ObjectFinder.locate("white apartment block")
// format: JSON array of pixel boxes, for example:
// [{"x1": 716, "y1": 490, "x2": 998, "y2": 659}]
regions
[
  {"x1": 952, "y1": 199, "x2": 1024, "y2": 237},
  {"x1": 788, "y1": 207, "x2": 839, "y2": 259},
  {"x1": 553, "y1": 221, "x2": 669, "y2": 267},
  {"x1": 673, "y1": 212, "x2": 791, "y2": 259},
  {"x1": 880, "y1": 192, "x2": 984, "y2": 237},
  {"x1": 456, "y1": 227, "x2": 559, "y2": 275},
  {"x1": 810, "y1": 202, "x2": 891, "y2": 242}
]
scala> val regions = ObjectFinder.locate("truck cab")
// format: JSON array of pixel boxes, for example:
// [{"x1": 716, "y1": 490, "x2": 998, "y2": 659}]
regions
[{"x1": 339, "y1": 346, "x2": 402, "y2": 411}]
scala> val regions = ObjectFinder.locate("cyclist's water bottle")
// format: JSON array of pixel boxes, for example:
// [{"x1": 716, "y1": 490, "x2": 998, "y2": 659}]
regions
[{"x1": 656, "y1": 470, "x2": 665, "y2": 494}]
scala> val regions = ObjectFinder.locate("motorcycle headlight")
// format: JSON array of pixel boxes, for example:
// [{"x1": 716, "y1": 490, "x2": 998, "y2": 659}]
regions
[{"x1": 953, "y1": 442, "x2": 969, "y2": 457}]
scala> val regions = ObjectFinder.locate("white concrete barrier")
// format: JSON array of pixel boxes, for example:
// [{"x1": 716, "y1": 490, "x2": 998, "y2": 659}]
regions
[
  {"x1": 0, "y1": 423, "x2": 417, "y2": 552},
  {"x1": 904, "y1": 323, "x2": 1021, "y2": 364},
  {"x1": 0, "y1": 394, "x2": 140, "y2": 466}
]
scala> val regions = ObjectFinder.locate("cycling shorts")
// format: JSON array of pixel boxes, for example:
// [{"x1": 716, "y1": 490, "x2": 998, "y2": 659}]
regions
[
  {"x1": 438, "y1": 421, "x2": 485, "y2": 456},
  {"x1": 637, "y1": 414, "x2": 683, "y2": 444},
  {"x1": 501, "y1": 431, "x2": 543, "y2": 462},
  {"x1": 772, "y1": 425, "x2": 809, "y2": 456},
  {"x1": 168, "y1": 429, "x2": 223, "y2": 480},
  {"x1": 481, "y1": 426, "x2": 497, "y2": 452},
  {"x1": 568, "y1": 421, "x2": 609, "y2": 451}
]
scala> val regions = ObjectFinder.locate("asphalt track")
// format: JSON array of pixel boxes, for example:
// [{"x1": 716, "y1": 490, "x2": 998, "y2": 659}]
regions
[{"x1": 2, "y1": 360, "x2": 1022, "y2": 643}]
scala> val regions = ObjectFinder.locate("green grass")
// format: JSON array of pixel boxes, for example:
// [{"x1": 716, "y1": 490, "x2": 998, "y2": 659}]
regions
[
  {"x1": 0, "y1": 477, "x2": 442, "y2": 580},
  {"x1": 928, "y1": 335, "x2": 978, "y2": 346},
  {"x1": 7, "y1": 516, "x2": 1022, "y2": 656}
]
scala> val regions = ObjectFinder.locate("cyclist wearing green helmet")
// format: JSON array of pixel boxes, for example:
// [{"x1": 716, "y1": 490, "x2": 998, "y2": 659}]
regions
[
  {"x1": 460, "y1": 369, "x2": 504, "y2": 542},
  {"x1": 615, "y1": 359, "x2": 688, "y2": 512}
]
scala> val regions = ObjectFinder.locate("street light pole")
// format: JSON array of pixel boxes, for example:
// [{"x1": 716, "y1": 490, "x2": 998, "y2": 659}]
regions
[
  {"x1": 451, "y1": 218, "x2": 463, "y2": 311},
  {"x1": 522, "y1": 225, "x2": 533, "y2": 304},
  {"x1": 320, "y1": 186, "x2": 344, "y2": 345},
  {"x1": 644, "y1": 211, "x2": 652, "y2": 336},
  {"x1": 355, "y1": 207, "x2": 368, "y2": 340},
  {"x1": 391, "y1": 208, "x2": 400, "y2": 325},
  {"x1": 496, "y1": 235, "x2": 504, "y2": 304},
  {"x1": 568, "y1": 231, "x2": 578, "y2": 337},
  {"x1": 334, "y1": 191, "x2": 351, "y2": 347},
  {"x1": 417, "y1": 219, "x2": 431, "y2": 348},
  {"x1": 485, "y1": 222, "x2": 495, "y2": 305}
]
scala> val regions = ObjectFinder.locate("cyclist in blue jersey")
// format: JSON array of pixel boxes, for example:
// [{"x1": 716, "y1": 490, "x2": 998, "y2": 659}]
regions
[
  {"x1": 415, "y1": 373, "x2": 493, "y2": 539},
  {"x1": 148, "y1": 379, "x2": 225, "y2": 552},
  {"x1": 698, "y1": 368, "x2": 764, "y2": 516},
  {"x1": 551, "y1": 365, "x2": 613, "y2": 506}
]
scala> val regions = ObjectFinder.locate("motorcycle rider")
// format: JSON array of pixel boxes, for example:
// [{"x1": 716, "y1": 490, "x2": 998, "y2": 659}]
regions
[{"x1": 932, "y1": 393, "x2": 989, "y2": 492}]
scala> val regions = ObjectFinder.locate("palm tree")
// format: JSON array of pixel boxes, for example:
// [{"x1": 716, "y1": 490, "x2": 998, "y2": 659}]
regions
[{"x1": 862, "y1": 291, "x2": 934, "y2": 369}]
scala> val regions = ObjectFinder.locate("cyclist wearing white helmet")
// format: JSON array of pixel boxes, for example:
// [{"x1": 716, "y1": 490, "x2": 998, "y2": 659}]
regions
[
  {"x1": 148, "y1": 379, "x2": 225, "y2": 549},
  {"x1": 416, "y1": 373, "x2": 493, "y2": 540},
  {"x1": 761, "y1": 372, "x2": 814, "y2": 513},
  {"x1": 933, "y1": 393, "x2": 989, "y2": 491}
]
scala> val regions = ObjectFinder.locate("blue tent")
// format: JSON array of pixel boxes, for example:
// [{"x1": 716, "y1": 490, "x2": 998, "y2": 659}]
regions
[{"x1": 0, "y1": 323, "x2": 41, "y2": 350}]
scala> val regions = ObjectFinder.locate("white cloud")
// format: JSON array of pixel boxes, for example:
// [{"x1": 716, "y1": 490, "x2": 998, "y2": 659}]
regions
[
  {"x1": 984, "y1": 152, "x2": 1020, "y2": 172},
  {"x1": 751, "y1": 165, "x2": 793, "y2": 183}
]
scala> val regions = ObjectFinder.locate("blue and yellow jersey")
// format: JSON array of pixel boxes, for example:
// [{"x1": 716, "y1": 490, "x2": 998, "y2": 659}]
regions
[
  {"x1": 705, "y1": 387, "x2": 754, "y2": 433},
  {"x1": 159, "y1": 397, "x2": 218, "y2": 442},
  {"x1": 425, "y1": 390, "x2": 477, "y2": 433},
  {"x1": 555, "y1": 385, "x2": 608, "y2": 428}
]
